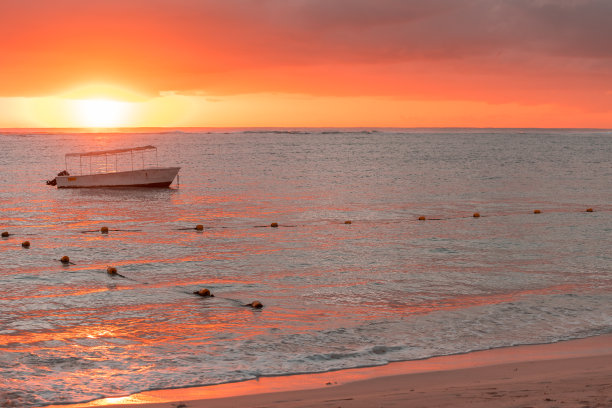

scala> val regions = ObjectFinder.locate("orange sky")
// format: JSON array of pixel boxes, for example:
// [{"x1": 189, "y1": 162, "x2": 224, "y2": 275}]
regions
[{"x1": 1, "y1": 0, "x2": 611, "y2": 128}]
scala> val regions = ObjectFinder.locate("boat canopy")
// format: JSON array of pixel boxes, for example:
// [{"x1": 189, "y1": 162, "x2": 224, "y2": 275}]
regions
[
  {"x1": 63, "y1": 145, "x2": 159, "y2": 175},
  {"x1": 65, "y1": 145, "x2": 156, "y2": 158}
]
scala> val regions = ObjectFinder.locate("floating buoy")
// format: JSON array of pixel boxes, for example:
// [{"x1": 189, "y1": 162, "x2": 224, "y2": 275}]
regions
[
  {"x1": 22, "y1": 241, "x2": 30, "y2": 248},
  {"x1": 100, "y1": 226, "x2": 109, "y2": 234},
  {"x1": 1, "y1": 231, "x2": 8, "y2": 237},
  {"x1": 270, "y1": 222, "x2": 278, "y2": 228},
  {"x1": 245, "y1": 300, "x2": 263, "y2": 309},
  {"x1": 418, "y1": 216, "x2": 426, "y2": 221},
  {"x1": 195, "y1": 224, "x2": 204, "y2": 231},
  {"x1": 473, "y1": 212, "x2": 480, "y2": 218},
  {"x1": 193, "y1": 288, "x2": 214, "y2": 297},
  {"x1": 106, "y1": 266, "x2": 118, "y2": 275},
  {"x1": 344, "y1": 220, "x2": 352, "y2": 224},
  {"x1": 586, "y1": 208, "x2": 593, "y2": 212},
  {"x1": 60, "y1": 256, "x2": 70, "y2": 264},
  {"x1": 533, "y1": 209, "x2": 541, "y2": 214}
]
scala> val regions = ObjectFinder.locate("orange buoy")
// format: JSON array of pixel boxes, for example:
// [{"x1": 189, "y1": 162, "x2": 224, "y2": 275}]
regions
[
  {"x1": 194, "y1": 288, "x2": 214, "y2": 297},
  {"x1": 100, "y1": 226, "x2": 109, "y2": 234},
  {"x1": 270, "y1": 222, "x2": 279, "y2": 228},
  {"x1": 533, "y1": 209, "x2": 541, "y2": 214},
  {"x1": 473, "y1": 212, "x2": 480, "y2": 218},
  {"x1": 344, "y1": 220, "x2": 352, "y2": 224},
  {"x1": 1, "y1": 231, "x2": 8, "y2": 237},
  {"x1": 246, "y1": 301, "x2": 263, "y2": 309},
  {"x1": 106, "y1": 266, "x2": 118, "y2": 275},
  {"x1": 22, "y1": 241, "x2": 30, "y2": 248},
  {"x1": 60, "y1": 255, "x2": 70, "y2": 264},
  {"x1": 586, "y1": 208, "x2": 593, "y2": 212},
  {"x1": 418, "y1": 216, "x2": 426, "y2": 221},
  {"x1": 195, "y1": 224, "x2": 204, "y2": 231}
]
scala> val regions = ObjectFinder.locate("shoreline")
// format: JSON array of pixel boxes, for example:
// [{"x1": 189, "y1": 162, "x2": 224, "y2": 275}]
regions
[{"x1": 44, "y1": 333, "x2": 612, "y2": 408}]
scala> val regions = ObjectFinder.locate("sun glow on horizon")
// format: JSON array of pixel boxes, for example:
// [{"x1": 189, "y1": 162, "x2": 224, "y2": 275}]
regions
[
  {"x1": 72, "y1": 98, "x2": 132, "y2": 128},
  {"x1": 18, "y1": 90, "x2": 197, "y2": 128}
]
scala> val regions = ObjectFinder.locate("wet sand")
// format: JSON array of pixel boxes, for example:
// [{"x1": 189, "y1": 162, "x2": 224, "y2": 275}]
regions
[{"x1": 47, "y1": 334, "x2": 612, "y2": 408}]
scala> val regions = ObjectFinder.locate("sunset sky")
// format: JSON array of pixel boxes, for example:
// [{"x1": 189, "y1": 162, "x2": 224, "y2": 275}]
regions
[{"x1": 0, "y1": 0, "x2": 610, "y2": 128}]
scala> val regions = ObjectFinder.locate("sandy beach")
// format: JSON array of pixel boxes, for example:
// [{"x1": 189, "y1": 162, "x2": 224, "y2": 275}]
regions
[{"x1": 45, "y1": 334, "x2": 611, "y2": 408}]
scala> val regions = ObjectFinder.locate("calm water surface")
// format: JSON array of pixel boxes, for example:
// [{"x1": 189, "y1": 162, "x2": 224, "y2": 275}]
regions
[{"x1": 0, "y1": 128, "x2": 611, "y2": 407}]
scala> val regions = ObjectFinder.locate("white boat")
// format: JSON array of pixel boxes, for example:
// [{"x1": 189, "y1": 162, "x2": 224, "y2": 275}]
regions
[{"x1": 48, "y1": 146, "x2": 180, "y2": 188}]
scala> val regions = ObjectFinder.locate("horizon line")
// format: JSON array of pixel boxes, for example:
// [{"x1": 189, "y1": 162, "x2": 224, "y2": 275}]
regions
[{"x1": 1, "y1": 126, "x2": 611, "y2": 133}]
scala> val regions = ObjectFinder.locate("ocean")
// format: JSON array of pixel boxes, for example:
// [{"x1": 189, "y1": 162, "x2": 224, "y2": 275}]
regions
[{"x1": 0, "y1": 128, "x2": 610, "y2": 407}]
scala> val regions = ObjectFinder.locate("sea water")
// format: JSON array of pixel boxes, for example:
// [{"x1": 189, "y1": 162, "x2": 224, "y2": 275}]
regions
[{"x1": 0, "y1": 128, "x2": 610, "y2": 407}]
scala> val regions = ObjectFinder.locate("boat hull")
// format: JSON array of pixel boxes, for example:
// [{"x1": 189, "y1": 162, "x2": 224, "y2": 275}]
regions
[{"x1": 55, "y1": 167, "x2": 180, "y2": 188}]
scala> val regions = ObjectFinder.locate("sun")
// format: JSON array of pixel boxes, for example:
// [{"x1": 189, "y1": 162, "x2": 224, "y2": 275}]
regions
[
  {"x1": 72, "y1": 98, "x2": 131, "y2": 128},
  {"x1": 24, "y1": 83, "x2": 193, "y2": 128}
]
